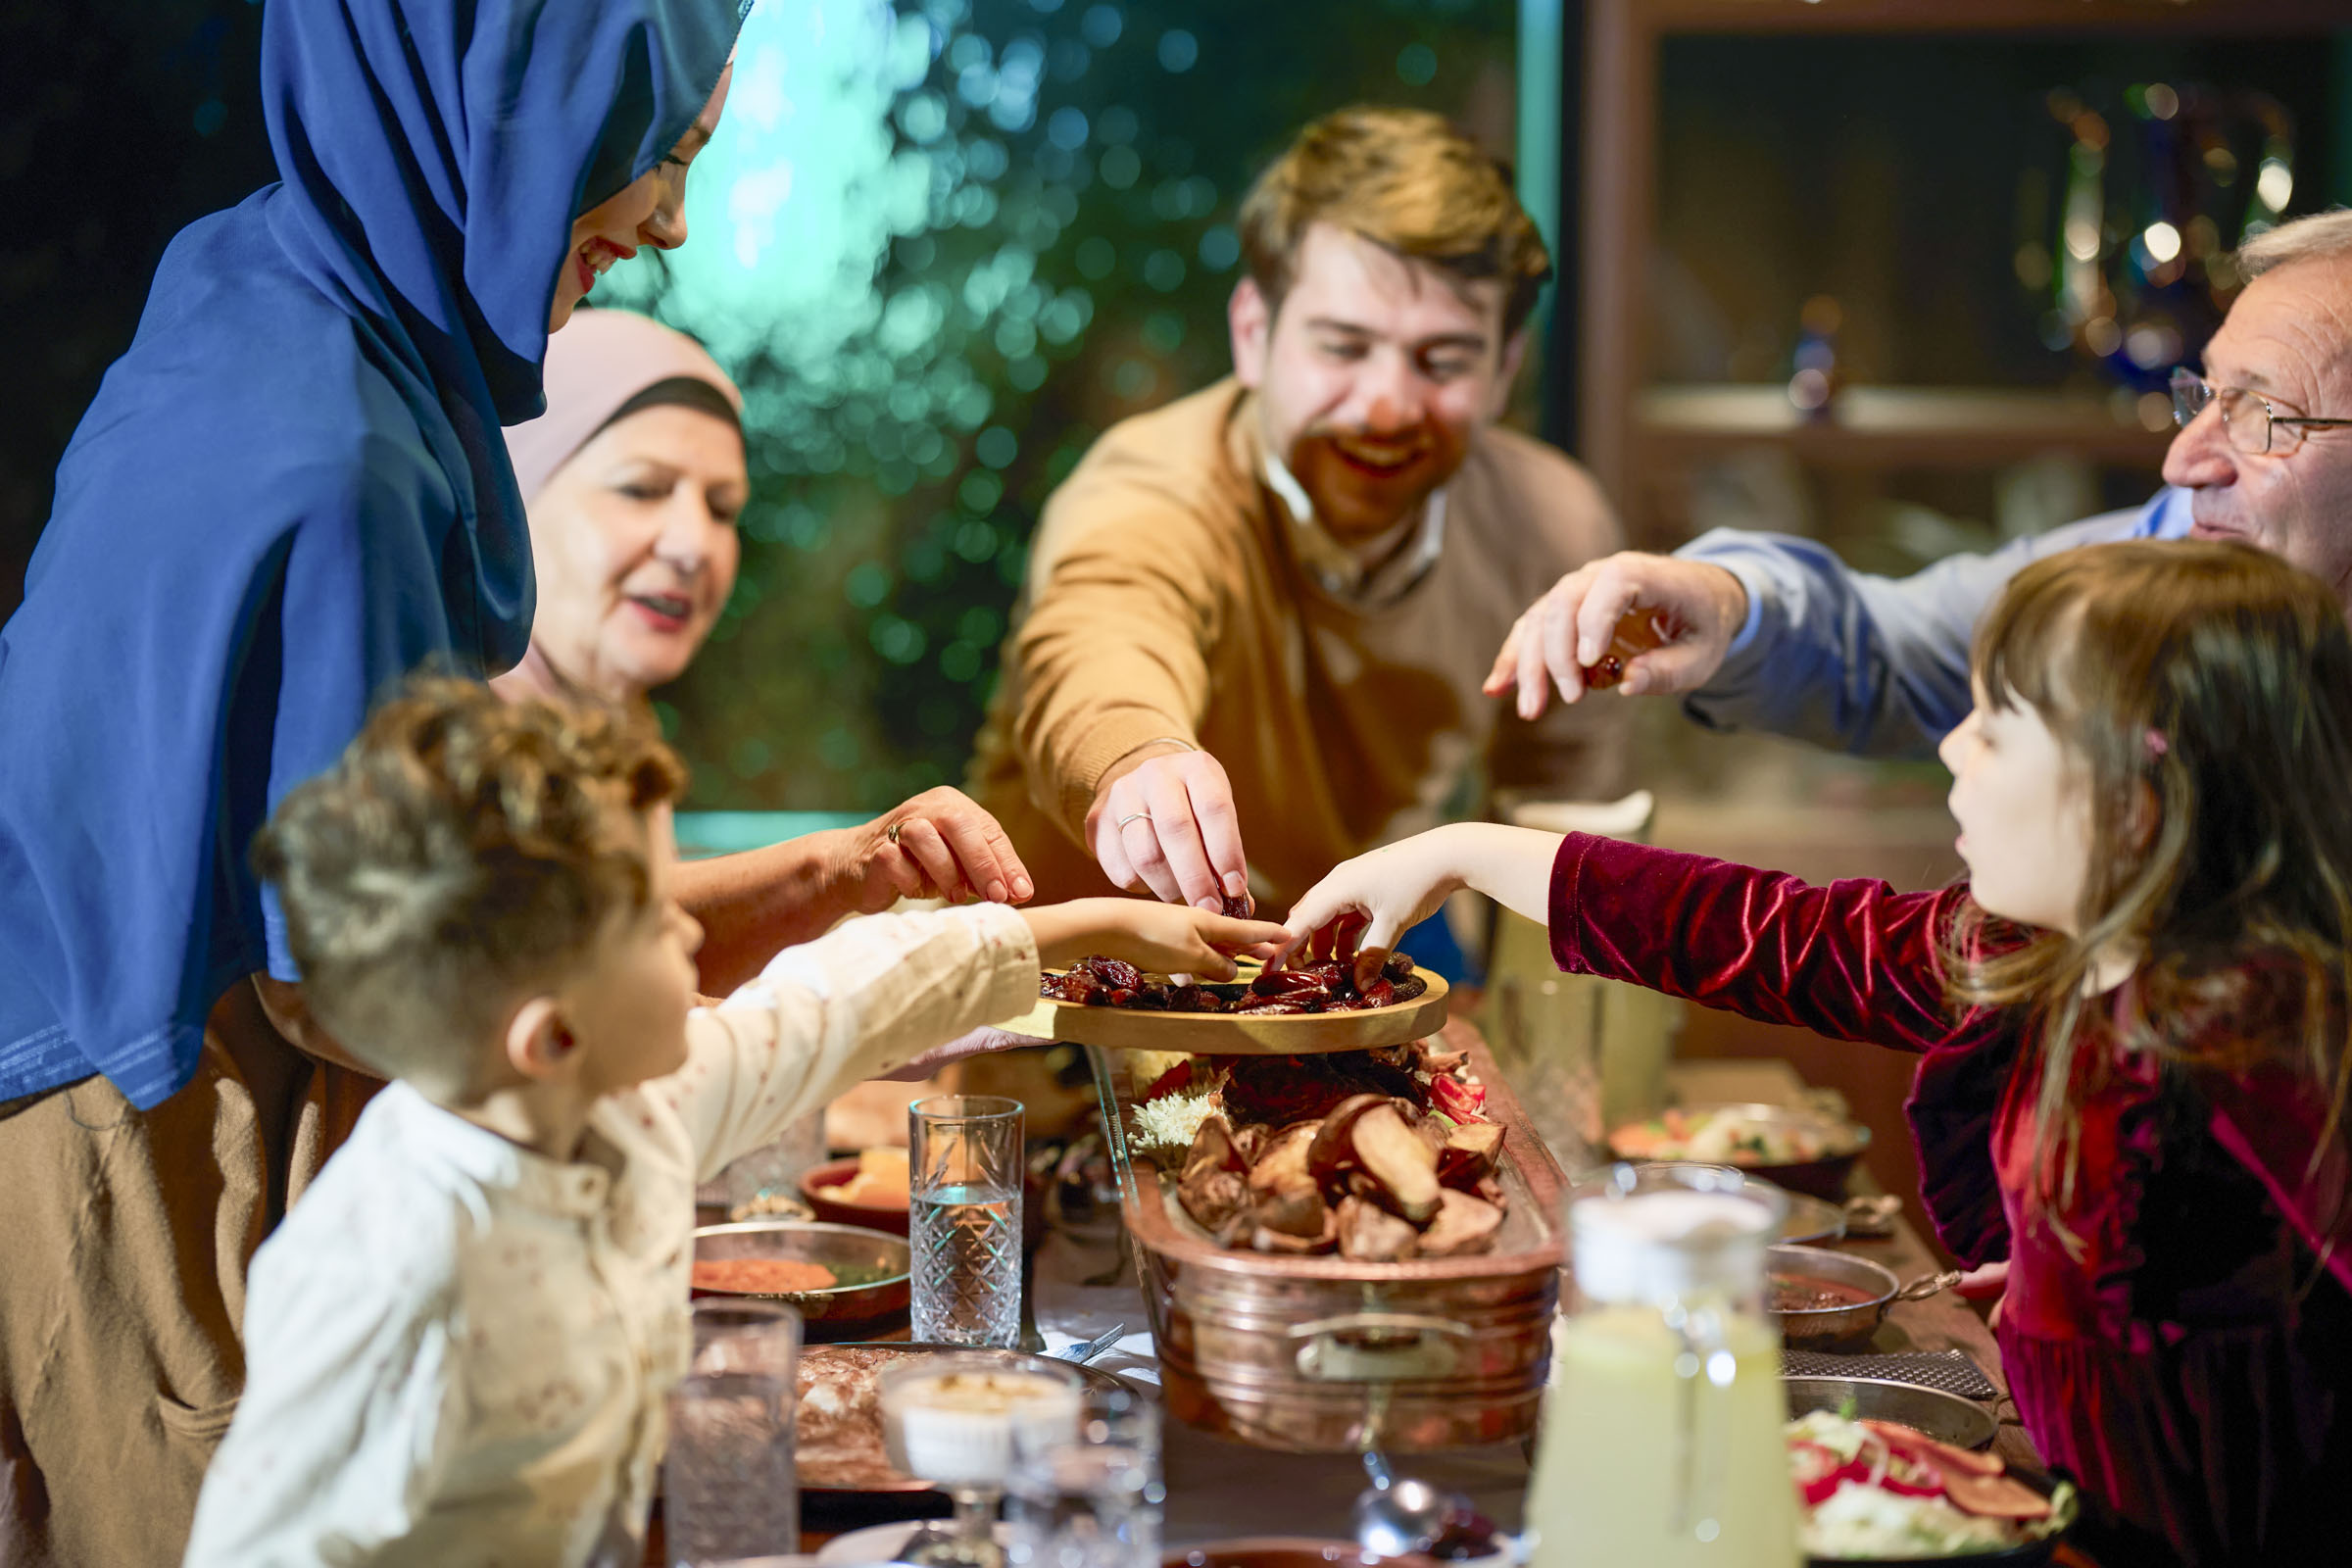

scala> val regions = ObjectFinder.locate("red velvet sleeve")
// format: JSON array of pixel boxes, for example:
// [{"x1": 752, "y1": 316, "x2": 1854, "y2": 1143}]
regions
[
  {"x1": 1546, "y1": 831, "x2": 1972, "y2": 1054},
  {"x1": 2202, "y1": 1062, "x2": 2352, "y2": 1299}
]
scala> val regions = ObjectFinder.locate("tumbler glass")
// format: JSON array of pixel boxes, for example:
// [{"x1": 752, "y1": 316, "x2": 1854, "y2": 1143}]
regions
[
  {"x1": 664, "y1": 1298, "x2": 802, "y2": 1566},
  {"x1": 1005, "y1": 1381, "x2": 1162, "y2": 1568},
  {"x1": 909, "y1": 1095, "x2": 1025, "y2": 1348}
]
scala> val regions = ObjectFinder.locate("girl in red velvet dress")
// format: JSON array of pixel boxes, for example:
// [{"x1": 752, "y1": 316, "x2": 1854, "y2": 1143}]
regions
[{"x1": 1282, "y1": 540, "x2": 2352, "y2": 1567}]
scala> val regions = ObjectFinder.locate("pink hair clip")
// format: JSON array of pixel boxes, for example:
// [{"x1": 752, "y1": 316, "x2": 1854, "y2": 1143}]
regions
[{"x1": 2145, "y1": 728, "x2": 2169, "y2": 760}]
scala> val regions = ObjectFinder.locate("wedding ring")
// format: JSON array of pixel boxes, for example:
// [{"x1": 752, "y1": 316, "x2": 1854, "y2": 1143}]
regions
[
  {"x1": 886, "y1": 821, "x2": 904, "y2": 845},
  {"x1": 1115, "y1": 810, "x2": 1152, "y2": 829}
]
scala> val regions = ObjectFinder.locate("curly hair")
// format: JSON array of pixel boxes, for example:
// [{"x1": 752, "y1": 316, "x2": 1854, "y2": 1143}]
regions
[{"x1": 252, "y1": 677, "x2": 687, "y2": 1087}]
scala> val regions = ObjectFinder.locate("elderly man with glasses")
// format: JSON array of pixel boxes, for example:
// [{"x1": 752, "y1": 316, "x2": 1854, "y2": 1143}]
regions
[{"x1": 1488, "y1": 208, "x2": 2352, "y2": 757}]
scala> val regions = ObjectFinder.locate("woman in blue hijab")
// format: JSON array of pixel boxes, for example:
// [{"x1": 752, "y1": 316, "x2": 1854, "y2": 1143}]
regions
[{"x1": 0, "y1": 3, "x2": 742, "y2": 1561}]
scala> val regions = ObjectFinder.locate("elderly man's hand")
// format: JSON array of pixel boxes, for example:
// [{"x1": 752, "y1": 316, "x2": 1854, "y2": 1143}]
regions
[
  {"x1": 1485, "y1": 552, "x2": 1749, "y2": 719},
  {"x1": 849, "y1": 787, "x2": 1034, "y2": 908},
  {"x1": 1085, "y1": 744, "x2": 1250, "y2": 912}
]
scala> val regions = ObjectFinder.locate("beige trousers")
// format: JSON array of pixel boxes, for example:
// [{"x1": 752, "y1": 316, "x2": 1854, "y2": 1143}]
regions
[{"x1": 0, "y1": 982, "x2": 376, "y2": 1567}]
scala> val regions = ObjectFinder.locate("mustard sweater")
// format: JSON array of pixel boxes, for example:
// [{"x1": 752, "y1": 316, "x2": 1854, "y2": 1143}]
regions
[{"x1": 969, "y1": 378, "x2": 1629, "y2": 908}]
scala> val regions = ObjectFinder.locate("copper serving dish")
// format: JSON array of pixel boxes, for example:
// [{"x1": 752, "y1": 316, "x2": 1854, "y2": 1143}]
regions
[{"x1": 1091, "y1": 1025, "x2": 1568, "y2": 1454}]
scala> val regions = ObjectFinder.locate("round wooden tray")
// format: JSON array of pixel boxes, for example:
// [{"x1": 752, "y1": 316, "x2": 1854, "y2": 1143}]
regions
[{"x1": 994, "y1": 965, "x2": 1449, "y2": 1054}]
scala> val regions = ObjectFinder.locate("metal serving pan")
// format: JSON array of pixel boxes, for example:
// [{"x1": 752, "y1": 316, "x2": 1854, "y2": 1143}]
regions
[
  {"x1": 1783, "y1": 1374, "x2": 1999, "y2": 1450},
  {"x1": 690, "y1": 1220, "x2": 909, "y2": 1332},
  {"x1": 1607, "y1": 1102, "x2": 1871, "y2": 1200},
  {"x1": 1769, "y1": 1244, "x2": 1959, "y2": 1349},
  {"x1": 1094, "y1": 1028, "x2": 1569, "y2": 1454},
  {"x1": 1619, "y1": 1162, "x2": 1846, "y2": 1244}
]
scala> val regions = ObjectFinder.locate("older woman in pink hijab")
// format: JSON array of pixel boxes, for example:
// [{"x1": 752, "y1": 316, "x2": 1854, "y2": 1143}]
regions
[{"x1": 500, "y1": 309, "x2": 1032, "y2": 987}]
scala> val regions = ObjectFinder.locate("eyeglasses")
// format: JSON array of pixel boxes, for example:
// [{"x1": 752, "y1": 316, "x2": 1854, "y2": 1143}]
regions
[{"x1": 2170, "y1": 367, "x2": 2352, "y2": 457}]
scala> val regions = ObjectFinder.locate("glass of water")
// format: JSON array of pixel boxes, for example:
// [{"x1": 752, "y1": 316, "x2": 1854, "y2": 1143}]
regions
[
  {"x1": 663, "y1": 1298, "x2": 801, "y2": 1566},
  {"x1": 909, "y1": 1094, "x2": 1025, "y2": 1348},
  {"x1": 1006, "y1": 1382, "x2": 1162, "y2": 1568}
]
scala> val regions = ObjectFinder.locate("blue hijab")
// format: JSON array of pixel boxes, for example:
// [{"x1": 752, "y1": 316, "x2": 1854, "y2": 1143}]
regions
[{"x1": 0, "y1": 0, "x2": 744, "y2": 1108}]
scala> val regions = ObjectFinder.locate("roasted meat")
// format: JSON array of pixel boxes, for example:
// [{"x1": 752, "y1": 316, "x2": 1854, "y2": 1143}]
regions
[{"x1": 1153, "y1": 1039, "x2": 1509, "y2": 1262}]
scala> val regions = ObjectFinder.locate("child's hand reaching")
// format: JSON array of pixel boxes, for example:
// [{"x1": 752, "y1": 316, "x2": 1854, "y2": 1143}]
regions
[
  {"x1": 1276, "y1": 834, "x2": 1466, "y2": 990},
  {"x1": 1277, "y1": 823, "x2": 1568, "y2": 989},
  {"x1": 1021, "y1": 897, "x2": 1289, "y2": 981}
]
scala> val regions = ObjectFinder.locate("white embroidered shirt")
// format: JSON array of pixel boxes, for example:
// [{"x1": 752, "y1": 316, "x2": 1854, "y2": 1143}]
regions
[{"x1": 183, "y1": 903, "x2": 1037, "y2": 1568}]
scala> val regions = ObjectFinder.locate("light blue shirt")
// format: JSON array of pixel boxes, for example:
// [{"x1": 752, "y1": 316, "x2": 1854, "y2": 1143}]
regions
[{"x1": 1675, "y1": 487, "x2": 2194, "y2": 759}]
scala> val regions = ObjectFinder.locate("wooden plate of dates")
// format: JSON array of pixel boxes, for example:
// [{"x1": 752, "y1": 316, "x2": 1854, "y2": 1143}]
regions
[{"x1": 997, "y1": 955, "x2": 1449, "y2": 1054}]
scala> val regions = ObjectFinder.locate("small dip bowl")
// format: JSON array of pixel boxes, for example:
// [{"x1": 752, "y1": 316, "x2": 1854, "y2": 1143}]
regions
[{"x1": 802, "y1": 1155, "x2": 913, "y2": 1237}]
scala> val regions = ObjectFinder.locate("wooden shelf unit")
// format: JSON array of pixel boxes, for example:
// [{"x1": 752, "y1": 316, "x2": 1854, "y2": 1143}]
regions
[
  {"x1": 1577, "y1": 0, "x2": 2347, "y2": 541},
  {"x1": 1638, "y1": 384, "x2": 2177, "y2": 467}
]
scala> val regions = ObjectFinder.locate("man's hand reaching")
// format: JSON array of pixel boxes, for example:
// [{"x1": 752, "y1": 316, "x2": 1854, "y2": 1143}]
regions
[{"x1": 1085, "y1": 743, "x2": 1252, "y2": 913}]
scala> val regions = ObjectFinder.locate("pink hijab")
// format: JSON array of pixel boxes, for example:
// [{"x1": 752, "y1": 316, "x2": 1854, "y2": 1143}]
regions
[{"x1": 502, "y1": 308, "x2": 744, "y2": 500}]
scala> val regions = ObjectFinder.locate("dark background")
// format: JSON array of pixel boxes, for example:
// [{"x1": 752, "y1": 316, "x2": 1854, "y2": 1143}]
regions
[{"x1": 2, "y1": 0, "x2": 274, "y2": 614}]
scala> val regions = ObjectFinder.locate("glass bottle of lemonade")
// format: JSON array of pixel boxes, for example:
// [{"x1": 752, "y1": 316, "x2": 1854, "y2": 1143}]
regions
[{"x1": 1526, "y1": 1164, "x2": 1797, "y2": 1568}]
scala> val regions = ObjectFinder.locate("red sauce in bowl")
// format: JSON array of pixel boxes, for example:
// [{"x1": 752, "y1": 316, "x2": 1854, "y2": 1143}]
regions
[
  {"x1": 1771, "y1": 1274, "x2": 1880, "y2": 1312},
  {"x1": 692, "y1": 1257, "x2": 838, "y2": 1295}
]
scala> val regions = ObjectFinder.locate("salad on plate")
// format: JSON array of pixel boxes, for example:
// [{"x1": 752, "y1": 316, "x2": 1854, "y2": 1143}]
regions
[{"x1": 1788, "y1": 1408, "x2": 2075, "y2": 1560}]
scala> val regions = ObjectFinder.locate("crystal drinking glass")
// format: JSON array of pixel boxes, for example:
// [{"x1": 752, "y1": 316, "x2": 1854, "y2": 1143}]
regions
[
  {"x1": 663, "y1": 1298, "x2": 802, "y2": 1566},
  {"x1": 1005, "y1": 1380, "x2": 1162, "y2": 1568},
  {"x1": 909, "y1": 1095, "x2": 1025, "y2": 1348}
]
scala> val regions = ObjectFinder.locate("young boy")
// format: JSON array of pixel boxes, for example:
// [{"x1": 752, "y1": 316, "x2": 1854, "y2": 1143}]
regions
[{"x1": 183, "y1": 680, "x2": 1280, "y2": 1566}]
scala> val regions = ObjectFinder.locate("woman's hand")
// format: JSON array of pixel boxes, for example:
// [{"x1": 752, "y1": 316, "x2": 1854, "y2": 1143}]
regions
[
  {"x1": 1022, "y1": 898, "x2": 1288, "y2": 981},
  {"x1": 842, "y1": 787, "x2": 1035, "y2": 909}
]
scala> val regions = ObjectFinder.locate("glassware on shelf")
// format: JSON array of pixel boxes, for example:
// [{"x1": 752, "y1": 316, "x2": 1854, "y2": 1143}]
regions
[
  {"x1": 1005, "y1": 1379, "x2": 1162, "y2": 1568},
  {"x1": 909, "y1": 1094, "x2": 1025, "y2": 1348},
  {"x1": 1526, "y1": 1162, "x2": 1796, "y2": 1568},
  {"x1": 663, "y1": 1298, "x2": 803, "y2": 1566},
  {"x1": 880, "y1": 1352, "x2": 1086, "y2": 1568}
]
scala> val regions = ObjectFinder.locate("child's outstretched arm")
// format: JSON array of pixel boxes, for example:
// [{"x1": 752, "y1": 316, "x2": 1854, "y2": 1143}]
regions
[
  {"x1": 666, "y1": 900, "x2": 1285, "y2": 1180},
  {"x1": 1279, "y1": 823, "x2": 1567, "y2": 987},
  {"x1": 1021, "y1": 897, "x2": 1285, "y2": 979},
  {"x1": 1287, "y1": 826, "x2": 1971, "y2": 1053}
]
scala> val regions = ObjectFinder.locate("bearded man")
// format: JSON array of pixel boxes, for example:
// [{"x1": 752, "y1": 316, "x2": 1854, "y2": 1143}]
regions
[{"x1": 970, "y1": 107, "x2": 1627, "y2": 923}]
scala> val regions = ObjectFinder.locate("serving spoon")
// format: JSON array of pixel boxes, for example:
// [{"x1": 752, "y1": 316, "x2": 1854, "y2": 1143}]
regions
[{"x1": 1353, "y1": 1448, "x2": 1480, "y2": 1558}]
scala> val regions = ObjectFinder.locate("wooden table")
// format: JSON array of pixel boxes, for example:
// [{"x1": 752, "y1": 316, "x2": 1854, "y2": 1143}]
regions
[
  {"x1": 661, "y1": 1042, "x2": 2066, "y2": 1561},
  {"x1": 1817, "y1": 1192, "x2": 2037, "y2": 1474}
]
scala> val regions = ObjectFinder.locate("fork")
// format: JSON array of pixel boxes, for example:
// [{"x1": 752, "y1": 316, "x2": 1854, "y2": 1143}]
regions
[{"x1": 1048, "y1": 1321, "x2": 1130, "y2": 1365}]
